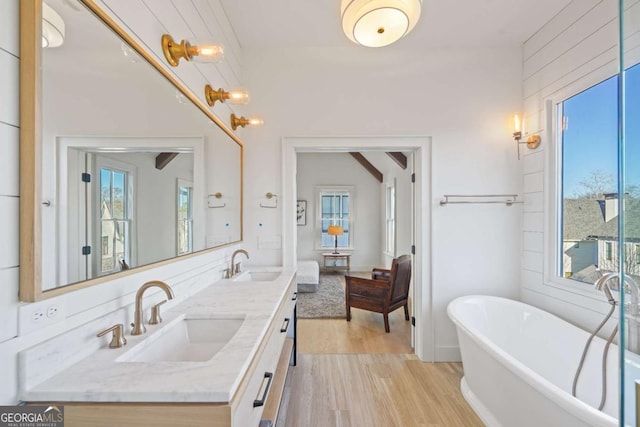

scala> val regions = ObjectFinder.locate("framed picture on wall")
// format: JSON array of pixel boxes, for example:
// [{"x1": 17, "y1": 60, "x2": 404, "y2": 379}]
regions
[{"x1": 297, "y1": 200, "x2": 307, "y2": 226}]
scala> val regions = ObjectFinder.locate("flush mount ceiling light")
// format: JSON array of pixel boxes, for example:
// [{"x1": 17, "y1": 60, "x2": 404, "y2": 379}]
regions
[
  {"x1": 161, "y1": 34, "x2": 224, "y2": 67},
  {"x1": 341, "y1": 0, "x2": 421, "y2": 47},
  {"x1": 42, "y1": 2, "x2": 65, "y2": 48}
]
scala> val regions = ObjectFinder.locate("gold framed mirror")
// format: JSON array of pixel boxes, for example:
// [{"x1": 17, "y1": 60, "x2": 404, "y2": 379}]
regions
[{"x1": 20, "y1": 0, "x2": 243, "y2": 301}]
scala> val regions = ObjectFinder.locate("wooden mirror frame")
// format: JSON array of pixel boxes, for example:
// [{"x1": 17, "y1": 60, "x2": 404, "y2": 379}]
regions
[{"x1": 19, "y1": 0, "x2": 244, "y2": 301}]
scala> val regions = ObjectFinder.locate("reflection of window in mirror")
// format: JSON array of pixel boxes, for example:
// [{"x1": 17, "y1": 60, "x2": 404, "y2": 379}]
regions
[
  {"x1": 95, "y1": 157, "x2": 135, "y2": 277},
  {"x1": 177, "y1": 179, "x2": 194, "y2": 255}
]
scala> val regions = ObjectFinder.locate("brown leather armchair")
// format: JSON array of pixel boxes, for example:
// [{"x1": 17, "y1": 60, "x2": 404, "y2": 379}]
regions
[{"x1": 345, "y1": 255, "x2": 412, "y2": 332}]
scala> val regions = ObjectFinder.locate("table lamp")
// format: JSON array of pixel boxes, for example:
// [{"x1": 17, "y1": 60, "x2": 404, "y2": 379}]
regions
[{"x1": 327, "y1": 225, "x2": 344, "y2": 254}]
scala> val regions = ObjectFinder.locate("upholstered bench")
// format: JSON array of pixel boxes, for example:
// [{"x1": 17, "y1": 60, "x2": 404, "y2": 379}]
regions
[{"x1": 297, "y1": 260, "x2": 319, "y2": 293}]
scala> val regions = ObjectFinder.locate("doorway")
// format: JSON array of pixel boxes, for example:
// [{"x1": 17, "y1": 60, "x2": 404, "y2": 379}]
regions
[{"x1": 281, "y1": 135, "x2": 432, "y2": 360}]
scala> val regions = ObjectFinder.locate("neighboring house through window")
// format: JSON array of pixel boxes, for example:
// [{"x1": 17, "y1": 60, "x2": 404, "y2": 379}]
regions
[
  {"x1": 553, "y1": 64, "x2": 640, "y2": 286},
  {"x1": 98, "y1": 163, "x2": 133, "y2": 276}
]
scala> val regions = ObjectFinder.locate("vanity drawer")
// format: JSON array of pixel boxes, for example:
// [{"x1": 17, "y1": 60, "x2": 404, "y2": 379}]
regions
[{"x1": 231, "y1": 283, "x2": 296, "y2": 426}]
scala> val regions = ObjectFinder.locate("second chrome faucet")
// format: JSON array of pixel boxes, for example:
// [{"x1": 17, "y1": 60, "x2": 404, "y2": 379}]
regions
[
  {"x1": 131, "y1": 280, "x2": 175, "y2": 335},
  {"x1": 230, "y1": 249, "x2": 249, "y2": 277}
]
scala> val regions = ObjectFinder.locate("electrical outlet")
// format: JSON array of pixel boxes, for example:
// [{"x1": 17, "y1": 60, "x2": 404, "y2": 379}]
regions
[
  {"x1": 46, "y1": 306, "x2": 59, "y2": 318},
  {"x1": 19, "y1": 301, "x2": 66, "y2": 335}
]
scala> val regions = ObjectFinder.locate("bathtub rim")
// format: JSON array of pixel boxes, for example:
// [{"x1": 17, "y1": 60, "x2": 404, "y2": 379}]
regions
[{"x1": 447, "y1": 295, "x2": 618, "y2": 427}]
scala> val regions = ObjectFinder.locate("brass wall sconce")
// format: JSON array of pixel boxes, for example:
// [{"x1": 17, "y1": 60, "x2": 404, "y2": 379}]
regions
[
  {"x1": 230, "y1": 113, "x2": 264, "y2": 131},
  {"x1": 161, "y1": 34, "x2": 223, "y2": 67},
  {"x1": 205, "y1": 85, "x2": 249, "y2": 106},
  {"x1": 513, "y1": 114, "x2": 541, "y2": 159}
]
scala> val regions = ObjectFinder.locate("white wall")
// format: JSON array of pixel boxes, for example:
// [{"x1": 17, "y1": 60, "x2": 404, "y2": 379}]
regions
[
  {"x1": 242, "y1": 46, "x2": 524, "y2": 360},
  {"x1": 0, "y1": 0, "x2": 20, "y2": 346},
  {"x1": 296, "y1": 152, "x2": 381, "y2": 271},
  {"x1": 364, "y1": 151, "x2": 414, "y2": 267},
  {"x1": 520, "y1": 0, "x2": 640, "y2": 330}
]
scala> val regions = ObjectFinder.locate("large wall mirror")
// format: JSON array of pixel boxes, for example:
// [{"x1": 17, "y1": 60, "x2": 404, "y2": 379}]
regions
[{"x1": 20, "y1": 0, "x2": 243, "y2": 301}]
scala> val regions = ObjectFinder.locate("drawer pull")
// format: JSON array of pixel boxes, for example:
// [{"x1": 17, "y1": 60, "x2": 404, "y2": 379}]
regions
[
  {"x1": 280, "y1": 317, "x2": 290, "y2": 333},
  {"x1": 253, "y1": 372, "x2": 273, "y2": 408},
  {"x1": 291, "y1": 292, "x2": 297, "y2": 301}
]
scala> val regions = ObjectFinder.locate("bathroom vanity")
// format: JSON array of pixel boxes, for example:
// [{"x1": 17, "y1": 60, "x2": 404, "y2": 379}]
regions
[{"x1": 20, "y1": 269, "x2": 297, "y2": 427}]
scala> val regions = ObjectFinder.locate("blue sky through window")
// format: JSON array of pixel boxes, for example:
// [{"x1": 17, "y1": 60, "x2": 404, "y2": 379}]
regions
[{"x1": 562, "y1": 64, "x2": 640, "y2": 197}]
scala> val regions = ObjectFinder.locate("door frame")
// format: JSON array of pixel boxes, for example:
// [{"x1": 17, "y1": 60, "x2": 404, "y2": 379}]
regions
[{"x1": 281, "y1": 135, "x2": 434, "y2": 361}]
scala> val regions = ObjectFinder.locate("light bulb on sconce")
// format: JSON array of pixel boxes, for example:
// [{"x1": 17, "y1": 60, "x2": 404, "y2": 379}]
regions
[
  {"x1": 230, "y1": 113, "x2": 264, "y2": 131},
  {"x1": 512, "y1": 114, "x2": 541, "y2": 159},
  {"x1": 161, "y1": 34, "x2": 224, "y2": 67},
  {"x1": 204, "y1": 85, "x2": 249, "y2": 107}
]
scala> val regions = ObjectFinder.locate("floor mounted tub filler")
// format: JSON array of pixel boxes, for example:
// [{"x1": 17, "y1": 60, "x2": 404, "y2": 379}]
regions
[{"x1": 447, "y1": 295, "x2": 640, "y2": 427}]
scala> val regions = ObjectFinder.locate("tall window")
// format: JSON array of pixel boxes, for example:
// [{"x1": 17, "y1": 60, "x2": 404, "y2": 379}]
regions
[
  {"x1": 318, "y1": 188, "x2": 351, "y2": 249},
  {"x1": 177, "y1": 180, "x2": 193, "y2": 255},
  {"x1": 385, "y1": 182, "x2": 396, "y2": 255},
  {"x1": 555, "y1": 63, "x2": 640, "y2": 285},
  {"x1": 99, "y1": 167, "x2": 130, "y2": 275}
]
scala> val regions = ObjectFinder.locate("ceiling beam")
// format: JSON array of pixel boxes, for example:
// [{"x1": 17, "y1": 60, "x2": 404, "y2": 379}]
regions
[
  {"x1": 349, "y1": 152, "x2": 383, "y2": 183},
  {"x1": 386, "y1": 152, "x2": 407, "y2": 169},
  {"x1": 155, "y1": 152, "x2": 179, "y2": 170}
]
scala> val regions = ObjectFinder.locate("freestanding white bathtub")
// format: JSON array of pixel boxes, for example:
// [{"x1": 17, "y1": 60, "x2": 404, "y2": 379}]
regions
[{"x1": 447, "y1": 295, "x2": 628, "y2": 427}]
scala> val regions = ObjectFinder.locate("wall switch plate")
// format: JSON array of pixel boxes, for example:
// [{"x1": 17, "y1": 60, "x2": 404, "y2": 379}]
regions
[{"x1": 19, "y1": 300, "x2": 66, "y2": 335}]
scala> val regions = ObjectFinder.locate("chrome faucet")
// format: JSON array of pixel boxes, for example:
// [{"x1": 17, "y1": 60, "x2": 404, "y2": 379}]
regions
[
  {"x1": 595, "y1": 272, "x2": 619, "y2": 305},
  {"x1": 595, "y1": 272, "x2": 640, "y2": 313},
  {"x1": 131, "y1": 280, "x2": 175, "y2": 335},
  {"x1": 230, "y1": 249, "x2": 249, "y2": 277}
]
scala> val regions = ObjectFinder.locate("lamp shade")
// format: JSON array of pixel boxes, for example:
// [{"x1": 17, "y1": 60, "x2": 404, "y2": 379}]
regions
[
  {"x1": 327, "y1": 225, "x2": 344, "y2": 236},
  {"x1": 341, "y1": 0, "x2": 421, "y2": 47}
]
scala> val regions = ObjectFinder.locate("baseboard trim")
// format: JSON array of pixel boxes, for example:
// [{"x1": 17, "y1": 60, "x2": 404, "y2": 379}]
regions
[{"x1": 434, "y1": 345, "x2": 461, "y2": 362}]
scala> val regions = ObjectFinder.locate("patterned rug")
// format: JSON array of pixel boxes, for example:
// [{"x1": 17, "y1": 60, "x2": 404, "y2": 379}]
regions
[{"x1": 297, "y1": 273, "x2": 347, "y2": 319}]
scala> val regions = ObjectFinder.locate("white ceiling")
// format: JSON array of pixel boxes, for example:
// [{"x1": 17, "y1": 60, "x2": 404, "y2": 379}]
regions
[{"x1": 219, "y1": 0, "x2": 572, "y2": 49}]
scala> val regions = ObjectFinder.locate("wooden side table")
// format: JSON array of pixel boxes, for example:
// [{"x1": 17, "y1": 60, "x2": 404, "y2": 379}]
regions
[{"x1": 322, "y1": 253, "x2": 351, "y2": 272}]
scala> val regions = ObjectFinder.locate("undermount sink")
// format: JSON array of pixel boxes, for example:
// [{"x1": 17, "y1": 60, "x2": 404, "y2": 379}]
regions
[
  {"x1": 118, "y1": 315, "x2": 245, "y2": 363},
  {"x1": 233, "y1": 271, "x2": 281, "y2": 282}
]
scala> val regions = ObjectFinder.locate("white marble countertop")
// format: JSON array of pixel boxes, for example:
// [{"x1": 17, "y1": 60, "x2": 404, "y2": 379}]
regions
[{"x1": 21, "y1": 267, "x2": 296, "y2": 403}]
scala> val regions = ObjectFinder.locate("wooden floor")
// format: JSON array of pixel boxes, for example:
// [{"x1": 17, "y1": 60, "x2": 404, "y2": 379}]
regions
[{"x1": 277, "y1": 302, "x2": 484, "y2": 426}]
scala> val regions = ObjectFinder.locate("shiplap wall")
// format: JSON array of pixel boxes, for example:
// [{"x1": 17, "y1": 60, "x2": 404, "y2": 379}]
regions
[
  {"x1": 98, "y1": 0, "x2": 247, "y2": 125},
  {"x1": 0, "y1": 0, "x2": 20, "y2": 345},
  {"x1": 521, "y1": 0, "x2": 640, "y2": 328}
]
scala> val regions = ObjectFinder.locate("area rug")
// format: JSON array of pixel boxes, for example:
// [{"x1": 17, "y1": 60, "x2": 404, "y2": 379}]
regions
[{"x1": 297, "y1": 273, "x2": 346, "y2": 319}]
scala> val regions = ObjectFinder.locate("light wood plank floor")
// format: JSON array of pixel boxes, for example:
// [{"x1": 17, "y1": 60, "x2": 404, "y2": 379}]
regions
[
  {"x1": 278, "y1": 287, "x2": 484, "y2": 427},
  {"x1": 297, "y1": 308, "x2": 413, "y2": 354}
]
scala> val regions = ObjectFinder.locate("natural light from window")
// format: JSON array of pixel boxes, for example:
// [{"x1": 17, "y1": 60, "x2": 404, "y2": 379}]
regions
[
  {"x1": 558, "y1": 64, "x2": 640, "y2": 285},
  {"x1": 319, "y1": 189, "x2": 351, "y2": 250}
]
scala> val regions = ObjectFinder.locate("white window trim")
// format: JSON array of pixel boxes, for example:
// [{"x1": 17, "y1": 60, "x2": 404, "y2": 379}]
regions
[
  {"x1": 542, "y1": 70, "x2": 621, "y2": 301},
  {"x1": 315, "y1": 185, "x2": 355, "y2": 251},
  {"x1": 93, "y1": 155, "x2": 137, "y2": 277},
  {"x1": 384, "y1": 179, "x2": 396, "y2": 257},
  {"x1": 176, "y1": 178, "x2": 194, "y2": 256}
]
